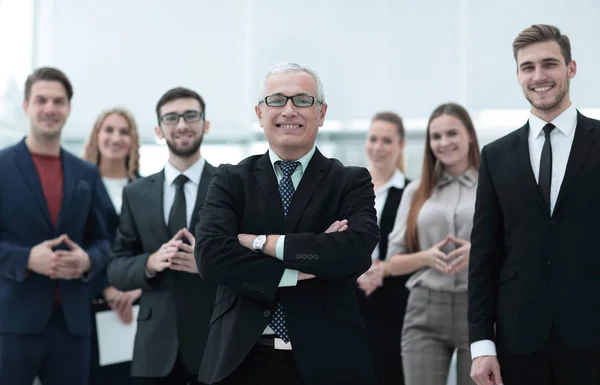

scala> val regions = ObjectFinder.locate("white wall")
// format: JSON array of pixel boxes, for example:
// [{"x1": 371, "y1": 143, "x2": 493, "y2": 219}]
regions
[{"x1": 29, "y1": 0, "x2": 600, "y2": 144}]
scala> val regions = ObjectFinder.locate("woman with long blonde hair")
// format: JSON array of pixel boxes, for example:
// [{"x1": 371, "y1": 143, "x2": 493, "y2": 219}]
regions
[
  {"x1": 382, "y1": 103, "x2": 481, "y2": 385},
  {"x1": 83, "y1": 107, "x2": 141, "y2": 385},
  {"x1": 356, "y1": 111, "x2": 412, "y2": 385}
]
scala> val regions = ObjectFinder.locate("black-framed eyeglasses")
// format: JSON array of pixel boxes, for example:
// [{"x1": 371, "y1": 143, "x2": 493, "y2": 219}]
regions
[
  {"x1": 260, "y1": 94, "x2": 322, "y2": 108},
  {"x1": 159, "y1": 110, "x2": 204, "y2": 125}
]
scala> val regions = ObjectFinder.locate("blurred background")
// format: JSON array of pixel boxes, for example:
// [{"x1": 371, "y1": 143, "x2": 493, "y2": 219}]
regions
[{"x1": 2, "y1": 0, "x2": 600, "y2": 181}]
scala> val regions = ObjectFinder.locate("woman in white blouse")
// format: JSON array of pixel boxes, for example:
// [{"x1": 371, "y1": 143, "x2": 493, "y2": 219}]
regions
[
  {"x1": 357, "y1": 112, "x2": 412, "y2": 385},
  {"x1": 82, "y1": 107, "x2": 142, "y2": 385},
  {"x1": 382, "y1": 103, "x2": 481, "y2": 385}
]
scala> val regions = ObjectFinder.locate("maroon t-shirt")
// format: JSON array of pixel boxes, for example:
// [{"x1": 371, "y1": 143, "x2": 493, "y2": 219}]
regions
[{"x1": 31, "y1": 153, "x2": 63, "y2": 302}]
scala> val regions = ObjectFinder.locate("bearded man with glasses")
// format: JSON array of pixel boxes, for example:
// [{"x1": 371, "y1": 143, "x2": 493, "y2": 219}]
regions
[
  {"x1": 107, "y1": 87, "x2": 217, "y2": 385},
  {"x1": 195, "y1": 62, "x2": 379, "y2": 385}
]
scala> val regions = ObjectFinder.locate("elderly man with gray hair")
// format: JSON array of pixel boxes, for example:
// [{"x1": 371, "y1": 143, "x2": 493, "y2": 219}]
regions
[{"x1": 194, "y1": 62, "x2": 380, "y2": 385}]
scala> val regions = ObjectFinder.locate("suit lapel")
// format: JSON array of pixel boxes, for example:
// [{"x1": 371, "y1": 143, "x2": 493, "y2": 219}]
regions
[
  {"x1": 514, "y1": 123, "x2": 548, "y2": 216},
  {"x1": 145, "y1": 170, "x2": 171, "y2": 241},
  {"x1": 55, "y1": 150, "x2": 83, "y2": 231},
  {"x1": 13, "y1": 140, "x2": 53, "y2": 228},
  {"x1": 285, "y1": 149, "x2": 327, "y2": 233},
  {"x1": 553, "y1": 112, "x2": 596, "y2": 215},
  {"x1": 253, "y1": 153, "x2": 285, "y2": 232},
  {"x1": 190, "y1": 162, "x2": 216, "y2": 230}
]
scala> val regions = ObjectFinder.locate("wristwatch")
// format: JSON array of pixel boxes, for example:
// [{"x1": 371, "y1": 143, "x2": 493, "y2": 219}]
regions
[{"x1": 252, "y1": 235, "x2": 267, "y2": 253}]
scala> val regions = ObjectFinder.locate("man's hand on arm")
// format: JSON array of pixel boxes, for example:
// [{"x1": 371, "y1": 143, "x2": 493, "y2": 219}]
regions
[{"x1": 237, "y1": 219, "x2": 350, "y2": 282}]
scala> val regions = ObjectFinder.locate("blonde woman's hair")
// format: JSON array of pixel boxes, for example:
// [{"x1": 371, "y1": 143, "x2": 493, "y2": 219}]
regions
[{"x1": 82, "y1": 107, "x2": 140, "y2": 179}]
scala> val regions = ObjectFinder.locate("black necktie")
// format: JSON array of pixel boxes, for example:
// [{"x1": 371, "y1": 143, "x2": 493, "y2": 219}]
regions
[
  {"x1": 539, "y1": 123, "x2": 555, "y2": 213},
  {"x1": 168, "y1": 174, "x2": 188, "y2": 236}
]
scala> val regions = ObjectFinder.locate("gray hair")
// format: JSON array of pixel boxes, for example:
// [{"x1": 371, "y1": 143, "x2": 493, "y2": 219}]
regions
[{"x1": 257, "y1": 62, "x2": 326, "y2": 105}]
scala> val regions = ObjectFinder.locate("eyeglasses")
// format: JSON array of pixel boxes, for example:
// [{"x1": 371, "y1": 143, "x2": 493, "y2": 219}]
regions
[
  {"x1": 159, "y1": 110, "x2": 204, "y2": 125},
  {"x1": 260, "y1": 94, "x2": 322, "y2": 108}
]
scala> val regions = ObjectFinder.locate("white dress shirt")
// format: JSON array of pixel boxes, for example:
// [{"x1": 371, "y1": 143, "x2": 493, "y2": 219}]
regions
[
  {"x1": 372, "y1": 169, "x2": 405, "y2": 261},
  {"x1": 163, "y1": 157, "x2": 206, "y2": 228},
  {"x1": 102, "y1": 177, "x2": 128, "y2": 214},
  {"x1": 470, "y1": 104, "x2": 577, "y2": 359}
]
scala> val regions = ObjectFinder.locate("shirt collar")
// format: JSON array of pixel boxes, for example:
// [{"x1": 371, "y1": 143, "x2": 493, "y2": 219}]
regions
[
  {"x1": 268, "y1": 146, "x2": 316, "y2": 175},
  {"x1": 529, "y1": 104, "x2": 577, "y2": 139},
  {"x1": 377, "y1": 169, "x2": 406, "y2": 193},
  {"x1": 164, "y1": 157, "x2": 205, "y2": 186},
  {"x1": 437, "y1": 166, "x2": 478, "y2": 189}
]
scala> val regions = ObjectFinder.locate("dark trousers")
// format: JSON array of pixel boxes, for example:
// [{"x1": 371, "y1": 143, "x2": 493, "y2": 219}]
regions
[
  {"x1": 134, "y1": 353, "x2": 205, "y2": 385},
  {"x1": 357, "y1": 275, "x2": 410, "y2": 385},
  {"x1": 499, "y1": 326, "x2": 600, "y2": 385},
  {"x1": 0, "y1": 304, "x2": 90, "y2": 385},
  {"x1": 216, "y1": 343, "x2": 303, "y2": 385}
]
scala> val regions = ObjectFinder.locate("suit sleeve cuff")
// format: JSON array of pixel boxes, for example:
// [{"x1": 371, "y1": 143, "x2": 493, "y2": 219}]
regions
[
  {"x1": 470, "y1": 339, "x2": 497, "y2": 359},
  {"x1": 275, "y1": 235, "x2": 285, "y2": 261},
  {"x1": 278, "y1": 269, "x2": 298, "y2": 287}
]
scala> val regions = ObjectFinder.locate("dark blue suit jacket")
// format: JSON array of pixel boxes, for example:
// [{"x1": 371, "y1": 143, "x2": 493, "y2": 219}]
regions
[{"x1": 0, "y1": 139, "x2": 111, "y2": 336}]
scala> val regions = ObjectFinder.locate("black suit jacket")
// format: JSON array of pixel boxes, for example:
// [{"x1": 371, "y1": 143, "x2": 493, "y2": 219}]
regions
[
  {"x1": 195, "y1": 149, "x2": 380, "y2": 385},
  {"x1": 107, "y1": 163, "x2": 217, "y2": 377},
  {"x1": 469, "y1": 112, "x2": 600, "y2": 355}
]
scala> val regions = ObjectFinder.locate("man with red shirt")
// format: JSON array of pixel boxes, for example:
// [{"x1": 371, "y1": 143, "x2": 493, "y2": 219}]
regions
[{"x1": 0, "y1": 67, "x2": 111, "y2": 385}]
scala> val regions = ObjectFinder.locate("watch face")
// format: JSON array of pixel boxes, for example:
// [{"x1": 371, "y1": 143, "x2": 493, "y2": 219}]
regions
[{"x1": 253, "y1": 235, "x2": 266, "y2": 250}]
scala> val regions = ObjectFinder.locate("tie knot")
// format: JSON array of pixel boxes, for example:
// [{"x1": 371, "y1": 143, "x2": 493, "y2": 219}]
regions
[
  {"x1": 277, "y1": 161, "x2": 300, "y2": 177},
  {"x1": 543, "y1": 123, "x2": 555, "y2": 136},
  {"x1": 173, "y1": 174, "x2": 189, "y2": 187}
]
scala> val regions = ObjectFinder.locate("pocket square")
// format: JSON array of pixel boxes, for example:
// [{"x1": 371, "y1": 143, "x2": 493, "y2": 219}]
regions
[{"x1": 77, "y1": 180, "x2": 90, "y2": 191}]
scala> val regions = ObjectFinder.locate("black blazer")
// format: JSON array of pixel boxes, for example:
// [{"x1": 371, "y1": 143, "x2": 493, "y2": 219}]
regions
[
  {"x1": 469, "y1": 112, "x2": 600, "y2": 355},
  {"x1": 195, "y1": 149, "x2": 380, "y2": 385},
  {"x1": 107, "y1": 163, "x2": 217, "y2": 377}
]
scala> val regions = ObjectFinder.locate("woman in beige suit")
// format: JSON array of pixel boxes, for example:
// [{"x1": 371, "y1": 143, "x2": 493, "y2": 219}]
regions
[{"x1": 382, "y1": 103, "x2": 481, "y2": 385}]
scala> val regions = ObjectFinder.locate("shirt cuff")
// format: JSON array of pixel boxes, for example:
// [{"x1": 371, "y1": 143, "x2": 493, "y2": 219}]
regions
[
  {"x1": 275, "y1": 235, "x2": 285, "y2": 261},
  {"x1": 278, "y1": 269, "x2": 298, "y2": 287},
  {"x1": 470, "y1": 339, "x2": 497, "y2": 359}
]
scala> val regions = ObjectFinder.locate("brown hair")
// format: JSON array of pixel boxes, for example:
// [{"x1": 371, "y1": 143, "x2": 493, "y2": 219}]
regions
[
  {"x1": 156, "y1": 87, "x2": 206, "y2": 123},
  {"x1": 404, "y1": 103, "x2": 480, "y2": 252},
  {"x1": 24, "y1": 67, "x2": 74, "y2": 102},
  {"x1": 371, "y1": 111, "x2": 406, "y2": 172},
  {"x1": 82, "y1": 108, "x2": 140, "y2": 179},
  {"x1": 512, "y1": 24, "x2": 571, "y2": 64}
]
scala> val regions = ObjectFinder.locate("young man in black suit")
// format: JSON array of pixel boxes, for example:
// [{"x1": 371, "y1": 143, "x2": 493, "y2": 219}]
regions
[
  {"x1": 469, "y1": 24, "x2": 600, "y2": 385},
  {"x1": 107, "y1": 87, "x2": 216, "y2": 385},
  {"x1": 195, "y1": 62, "x2": 380, "y2": 385}
]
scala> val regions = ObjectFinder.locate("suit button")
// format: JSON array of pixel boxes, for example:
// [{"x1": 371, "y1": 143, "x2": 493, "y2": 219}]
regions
[
  {"x1": 550, "y1": 220, "x2": 557, "y2": 225},
  {"x1": 264, "y1": 310, "x2": 271, "y2": 317},
  {"x1": 260, "y1": 286, "x2": 266, "y2": 293},
  {"x1": 295, "y1": 254, "x2": 302, "y2": 259},
  {"x1": 242, "y1": 282, "x2": 249, "y2": 289},
  {"x1": 314, "y1": 255, "x2": 320, "y2": 260}
]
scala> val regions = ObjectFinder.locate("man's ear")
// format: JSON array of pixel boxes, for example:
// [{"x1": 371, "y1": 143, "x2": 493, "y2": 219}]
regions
[
  {"x1": 154, "y1": 125, "x2": 164, "y2": 140},
  {"x1": 255, "y1": 104, "x2": 263, "y2": 127}
]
